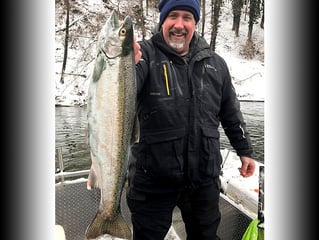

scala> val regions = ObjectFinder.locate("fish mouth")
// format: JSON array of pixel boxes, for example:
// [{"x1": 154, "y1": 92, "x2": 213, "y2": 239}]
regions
[
  {"x1": 120, "y1": 16, "x2": 134, "y2": 57},
  {"x1": 123, "y1": 15, "x2": 133, "y2": 26}
]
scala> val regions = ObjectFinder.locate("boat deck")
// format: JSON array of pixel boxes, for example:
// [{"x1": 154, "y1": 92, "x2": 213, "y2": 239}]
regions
[{"x1": 55, "y1": 179, "x2": 252, "y2": 240}]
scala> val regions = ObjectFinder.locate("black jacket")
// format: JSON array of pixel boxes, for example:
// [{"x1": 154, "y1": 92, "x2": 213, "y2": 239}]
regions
[{"x1": 128, "y1": 31, "x2": 253, "y2": 193}]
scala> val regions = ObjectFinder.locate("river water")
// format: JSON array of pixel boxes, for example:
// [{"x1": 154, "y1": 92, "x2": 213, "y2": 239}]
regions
[{"x1": 55, "y1": 101, "x2": 264, "y2": 172}]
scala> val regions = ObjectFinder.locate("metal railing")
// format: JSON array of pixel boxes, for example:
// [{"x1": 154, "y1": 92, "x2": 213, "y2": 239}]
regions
[{"x1": 55, "y1": 147, "x2": 90, "y2": 182}]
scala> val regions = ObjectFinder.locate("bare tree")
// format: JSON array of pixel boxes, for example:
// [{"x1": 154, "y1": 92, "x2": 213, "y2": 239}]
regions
[
  {"x1": 146, "y1": 0, "x2": 149, "y2": 16},
  {"x1": 133, "y1": 1, "x2": 147, "y2": 39},
  {"x1": 260, "y1": 0, "x2": 264, "y2": 29},
  {"x1": 209, "y1": 0, "x2": 222, "y2": 51},
  {"x1": 232, "y1": 0, "x2": 243, "y2": 37},
  {"x1": 243, "y1": 0, "x2": 249, "y2": 21},
  {"x1": 247, "y1": 0, "x2": 260, "y2": 41},
  {"x1": 201, "y1": 0, "x2": 206, "y2": 37},
  {"x1": 60, "y1": 0, "x2": 70, "y2": 84}
]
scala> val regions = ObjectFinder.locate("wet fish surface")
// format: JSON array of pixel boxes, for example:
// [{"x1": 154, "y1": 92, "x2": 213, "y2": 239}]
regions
[{"x1": 85, "y1": 10, "x2": 136, "y2": 240}]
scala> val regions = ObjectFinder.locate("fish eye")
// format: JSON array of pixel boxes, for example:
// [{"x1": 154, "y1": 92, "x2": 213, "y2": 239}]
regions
[{"x1": 120, "y1": 28, "x2": 126, "y2": 36}]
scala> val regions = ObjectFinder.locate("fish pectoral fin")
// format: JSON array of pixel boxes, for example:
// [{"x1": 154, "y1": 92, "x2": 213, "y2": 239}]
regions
[
  {"x1": 85, "y1": 212, "x2": 132, "y2": 239},
  {"x1": 87, "y1": 165, "x2": 99, "y2": 190},
  {"x1": 92, "y1": 53, "x2": 106, "y2": 83}
]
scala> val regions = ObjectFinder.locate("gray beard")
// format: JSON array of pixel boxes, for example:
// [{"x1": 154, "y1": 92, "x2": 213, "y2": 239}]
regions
[{"x1": 168, "y1": 38, "x2": 185, "y2": 51}]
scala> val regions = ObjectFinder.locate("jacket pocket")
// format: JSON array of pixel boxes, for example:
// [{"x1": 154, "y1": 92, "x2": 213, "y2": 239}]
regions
[
  {"x1": 199, "y1": 126, "x2": 222, "y2": 177},
  {"x1": 141, "y1": 127, "x2": 185, "y2": 184}
]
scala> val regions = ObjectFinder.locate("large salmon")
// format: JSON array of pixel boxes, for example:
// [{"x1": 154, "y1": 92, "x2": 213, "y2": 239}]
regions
[{"x1": 85, "y1": 11, "x2": 136, "y2": 240}]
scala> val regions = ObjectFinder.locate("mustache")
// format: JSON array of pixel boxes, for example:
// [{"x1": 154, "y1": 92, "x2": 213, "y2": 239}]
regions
[{"x1": 169, "y1": 28, "x2": 187, "y2": 35}]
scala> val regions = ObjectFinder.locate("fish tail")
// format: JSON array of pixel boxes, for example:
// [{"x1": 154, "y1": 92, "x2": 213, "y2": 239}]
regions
[{"x1": 85, "y1": 211, "x2": 132, "y2": 239}]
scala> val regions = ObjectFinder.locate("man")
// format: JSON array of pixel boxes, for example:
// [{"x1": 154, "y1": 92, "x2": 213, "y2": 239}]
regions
[{"x1": 128, "y1": 0, "x2": 256, "y2": 239}]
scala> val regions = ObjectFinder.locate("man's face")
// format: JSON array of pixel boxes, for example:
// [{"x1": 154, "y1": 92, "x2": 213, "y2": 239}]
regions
[{"x1": 161, "y1": 10, "x2": 196, "y2": 56}]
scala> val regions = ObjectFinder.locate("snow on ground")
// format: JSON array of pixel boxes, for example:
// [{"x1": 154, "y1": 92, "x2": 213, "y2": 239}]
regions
[{"x1": 214, "y1": 3, "x2": 264, "y2": 101}]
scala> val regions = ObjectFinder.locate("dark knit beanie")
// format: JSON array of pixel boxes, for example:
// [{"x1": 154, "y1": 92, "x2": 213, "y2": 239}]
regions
[{"x1": 158, "y1": 0, "x2": 200, "y2": 26}]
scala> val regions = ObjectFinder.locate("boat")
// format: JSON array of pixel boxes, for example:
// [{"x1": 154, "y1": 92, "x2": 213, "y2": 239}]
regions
[{"x1": 55, "y1": 148, "x2": 264, "y2": 240}]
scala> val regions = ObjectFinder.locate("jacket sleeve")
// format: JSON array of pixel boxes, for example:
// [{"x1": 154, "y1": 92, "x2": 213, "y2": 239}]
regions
[{"x1": 218, "y1": 58, "x2": 254, "y2": 158}]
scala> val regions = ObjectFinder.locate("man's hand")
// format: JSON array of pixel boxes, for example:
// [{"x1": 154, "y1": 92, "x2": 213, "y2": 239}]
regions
[
  {"x1": 238, "y1": 156, "x2": 256, "y2": 177},
  {"x1": 134, "y1": 37, "x2": 142, "y2": 64}
]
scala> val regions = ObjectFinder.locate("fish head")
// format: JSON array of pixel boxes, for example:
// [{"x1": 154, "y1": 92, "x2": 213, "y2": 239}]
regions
[
  {"x1": 120, "y1": 15, "x2": 134, "y2": 57},
  {"x1": 98, "y1": 11, "x2": 134, "y2": 59}
]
